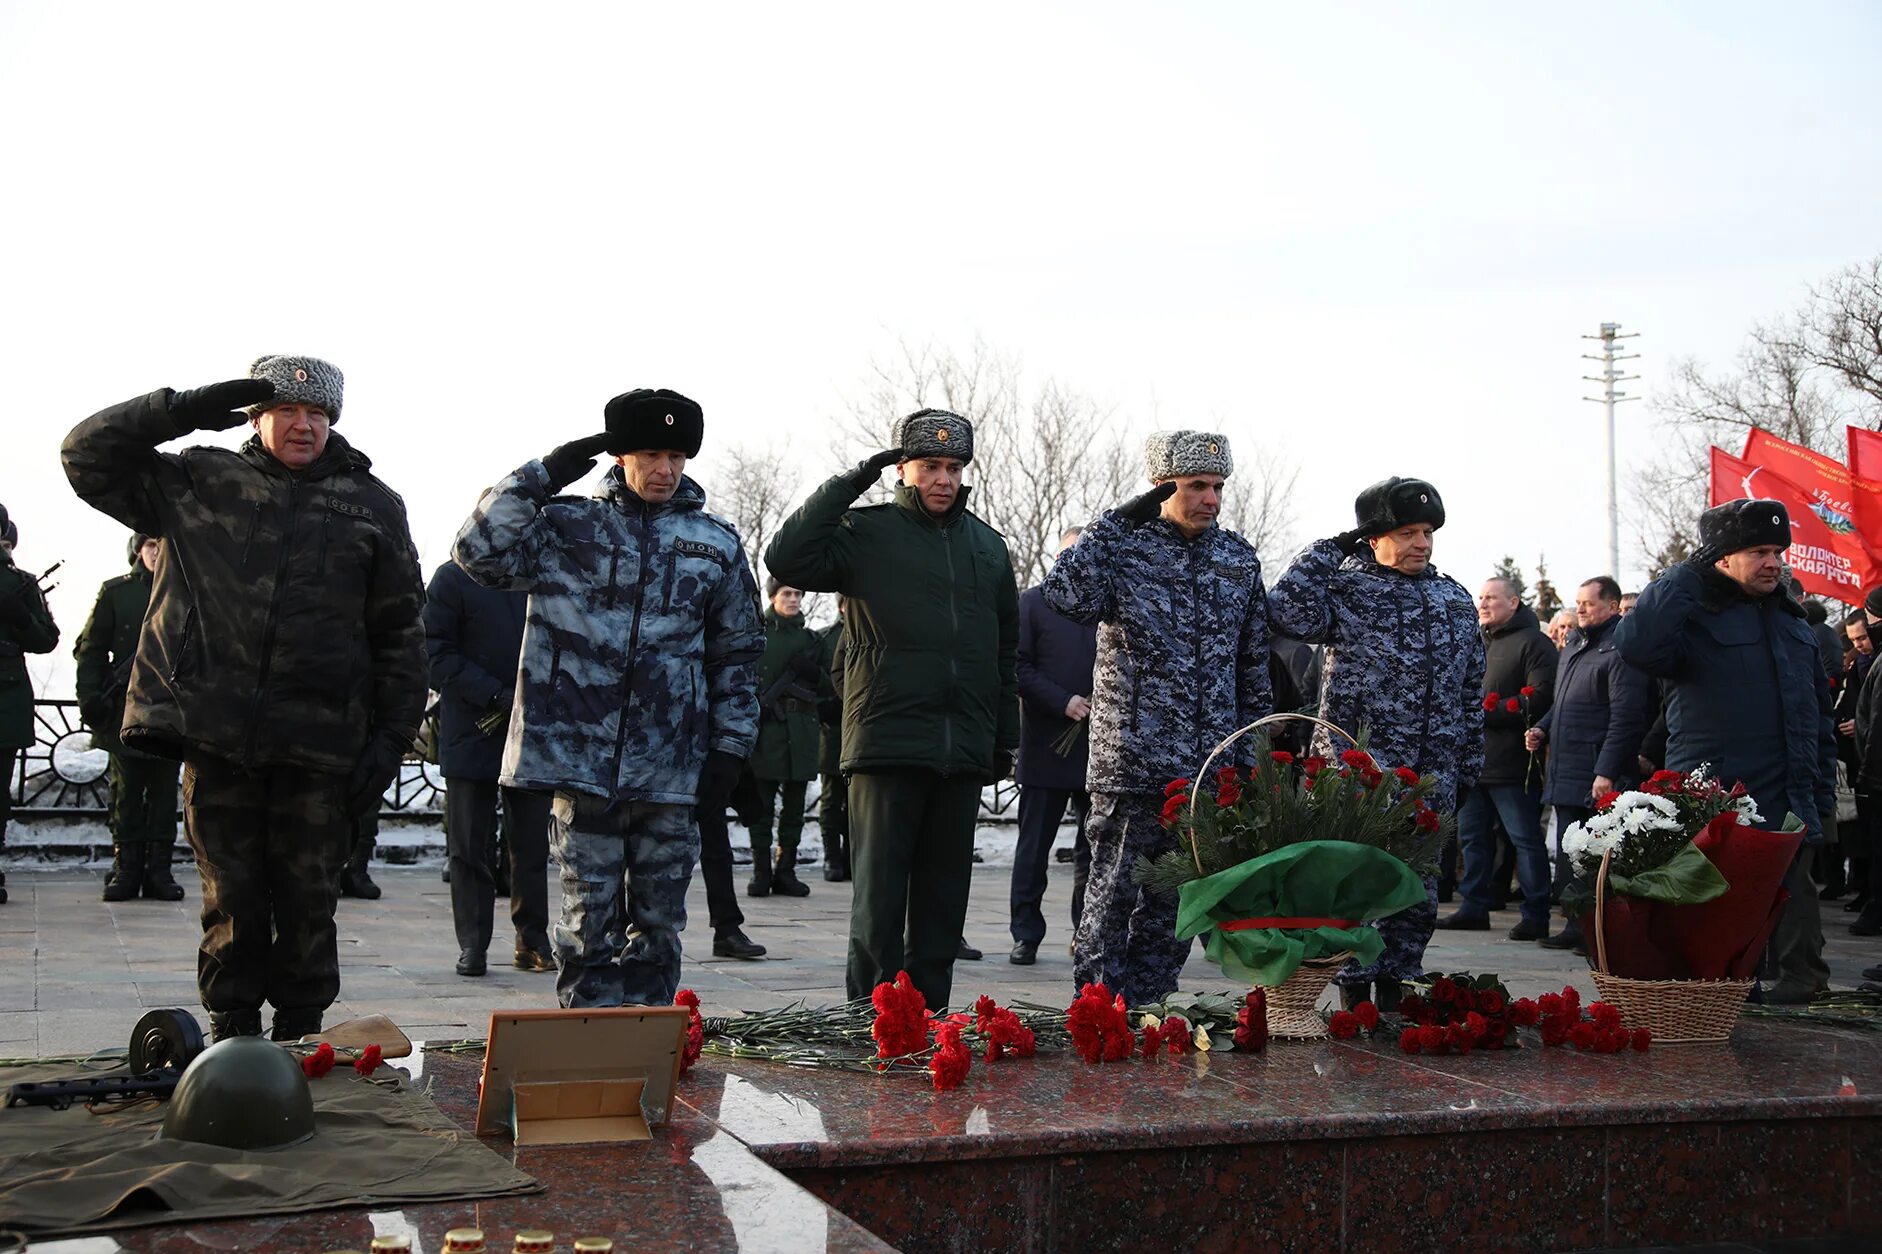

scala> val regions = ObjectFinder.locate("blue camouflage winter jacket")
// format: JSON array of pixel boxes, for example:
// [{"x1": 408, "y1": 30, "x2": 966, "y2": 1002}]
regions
[
  {"x1": 1042, "y1": 512, "x2": 1272, "y2": 795},
  {"x1": 453, "y1": 461, "x2": 763, "y2": 805},
  {"x1": 1267, "y1": 540, "x2": 1484, "y2": 815}
]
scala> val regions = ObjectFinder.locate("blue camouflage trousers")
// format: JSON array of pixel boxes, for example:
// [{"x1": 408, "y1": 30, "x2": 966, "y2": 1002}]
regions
[
  {"x1": 1073, "y1": 791, "x2": 1194, "y2": 1009},
  {"x1": 549, "y1": 792, "x2": 699, "y2": 1008},
  {"x1": 1338, "y1": 877, "x2": 1438, "y2": 988}
]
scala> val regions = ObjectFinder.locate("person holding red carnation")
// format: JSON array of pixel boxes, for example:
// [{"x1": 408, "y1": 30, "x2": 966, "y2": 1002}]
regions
[
  {"x1": 1044, "y1": 431, "x2": 1272, "y2": 1009},
  {"x1": 1268, "y1": 476, "x2": 1484, "y2": 1011}
]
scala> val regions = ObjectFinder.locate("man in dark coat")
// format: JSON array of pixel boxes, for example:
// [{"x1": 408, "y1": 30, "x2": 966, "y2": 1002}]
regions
[
  {"x1": 815, "y1": 604, "x2": 849, "y2": 881},
  {"x1": 766, "y1": 410, "x2": 1019, "y2": 1010},
  {"x1": 0, "y1": 504, "x2": 59, "y2": 906},
  {"x1": 1617, "y1": 499, "x2": 1835, "y2": 1003},
  {"x1": 423, "y1": 558, "x2": 554, "y2": 977},
  {"x1": 1846, "y1": 589, "x2": 1882, "y2": 936},
  {"x1": 1269, "y1": 477, "x2": 1484, "y2": 1009},
  {"x1": 1527, "y1": 576, "x2": 1650, "y2": 950},
  {"x1": 76, "y1": 533, "x2": 184, "y2": 902},
  {"x1": 747, "y1": 578, "x2": 820, "y2": 898},
  {"x1": 1440, "y1": 577, "x2": 1557, "y2": 939},
  {"x1": 1010, "y1": 527, "x2": 1096, "y2": 965},
  {"x1": 62, "y1": 357, "x2": 428, "y2": 1041},
  {"x1": 1046, "y1": 432, "x2": 1272, "y2": 1008}
]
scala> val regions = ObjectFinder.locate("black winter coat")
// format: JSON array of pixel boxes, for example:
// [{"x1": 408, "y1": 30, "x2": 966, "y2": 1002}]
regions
[
  {"x1": 1478, "y1": 605, "x2": 1557, "y2": 786},
  {"x1": 1537, "y1": 617, "x2": 1650, "y2": 806},
  {"x1": 1617, "y1": 564, "x2": 1836, "y2": 840},
  {"x1": 423, "y1": 560, "x2": 527, "y2": 781},
  {"x1": 62, "y1": 390, "x2": 428, "y2": 773},
  {"x1": 1015, "y1": 585, "x2": 1098, "y2": 792}
]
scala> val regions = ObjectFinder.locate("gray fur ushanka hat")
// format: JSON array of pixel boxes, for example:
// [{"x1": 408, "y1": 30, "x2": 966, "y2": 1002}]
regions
[
  {"x1": 246, "y1": 355, "x2": 344, "y2": 422},
  {"x1": 1145, "y1": 430, "x2": 1232, "y2": 481},
  {"x1": 897, "y1": 409, "x2": 973, "y2": 463}
]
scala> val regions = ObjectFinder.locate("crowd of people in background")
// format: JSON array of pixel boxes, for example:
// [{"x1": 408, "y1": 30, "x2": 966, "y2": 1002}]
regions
[{"x1": 0, "y1": 354, "x2": 1875, "y2": 1037}]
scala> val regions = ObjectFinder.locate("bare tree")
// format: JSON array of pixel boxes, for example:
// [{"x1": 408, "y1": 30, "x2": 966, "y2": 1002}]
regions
[
  {"x1": 1216, "y1": 445, "x2": 1301, "y2": 562},
  {"x1": 695, "y1": 441, "x2": 799, "y2": 587},
  {"x1": 1630, "y1": 256, "x2": 1882, "y2": 568}
]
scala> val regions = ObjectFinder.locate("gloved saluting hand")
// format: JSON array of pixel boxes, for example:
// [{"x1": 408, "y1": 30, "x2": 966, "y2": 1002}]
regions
[
  {"x1": 1116, "y1": 481, "x2": 1176, "y2": 527},
  {"x1": 1683, "y1": 541, "x2": 1725, "y2": 571},
  {"x1": 168, "y1": 379, "x2": 276, "y2": 432},
  {"x1": 1331, "y1": 528, "x2": 1373, "y2": 556},
  {"x1": 541, "y1": 433, "x2": 621, "y2": 492},
  {"x1": 847, "y1": 447, "x2": 904, "y2": 487}
]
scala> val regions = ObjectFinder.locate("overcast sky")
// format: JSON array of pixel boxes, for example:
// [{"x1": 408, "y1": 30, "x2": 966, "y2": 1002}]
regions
[{"x1": 4, "y1": 2, "x2": 1879, "y2": 687}]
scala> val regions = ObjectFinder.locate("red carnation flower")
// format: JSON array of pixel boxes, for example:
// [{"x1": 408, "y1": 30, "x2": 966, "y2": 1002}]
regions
[
  {"x1": 1519, "y1": 685, "x2": 1536, "y2": 698},
  {"x1": 1482, "y1": 695, "x2": 1499, "y2": 711},
  {"x1": 1595, "y1": 789, "x2": 1621, "y2": 811},
  {"x1": 1477, "y1": 990, "x2": 1505, "y2": 1015},
  {"x1": 1397, "y1": 993, "x2": 1425, "y2": 1018},
  {"x1": 1140, "y1": 1025, "x2": 1161, "y2": 1058},
  {"x1": 1159, "y1": 793, "x2": 1186, "y2": 827},
  {"x1": 1393, "y1": 766, "x2": 1421, "y2": 787},
  {"x1": 1568, "y1": 1022, "x2": 1597, "y2": 1051},
  {"x1": 1540, "y1": 1020, "x2": 1570, "y2": 1048},
  {"x1": 354, "y1": 1044, "x2": 384, "y2": 1075},
  {"x1": 1414, "y1": 805, "x2": 1440, "y2": 832},
  {"x1": 1329, "y1": 1010, "x2": 1360, "y2": 1039},
  {"x1": 1510, "y1": 997, "x2": 1539, "y2": 1026},
  {"x1": 1162, "y1": 1015, "x2": 1191, "y2": 1055},
  {"x1": 1302, "y1": 756, "x2": 1328, "y2": 777},
  {"x1": 1503, "y1": 698, "x2": 1520, "y2": 712},
  {"x1": 1164, "y1": 778, "x2": 1191, "y2": 797},
  {"x1": 930, "y1": 1025, "x2": 971, "y2": 1091},
  {"x1": 1417, "y1": 1024, "x2": 1445, "y2": 1053},
  {"x1": 1464, "y1": 1011, "x2": 1487, "y2": 1040},
  {"x1": 1339, "y1": 749, "x2": 1376, "y2": 771},
  {"x1": 1271, "y1": 750, "x2": 1296, "y2": 765},
  {"x1": 1216, "y1": 780, "x2": 1242, "y2": 806},
  {"x1": 1354, "y1": 1001, "x2": 1380, "y2": 1031},
  {"x1": 1630, "y1": 1027, "x2": 1652, "y2": 1052},
  {"x1": 1589, "y1": 1002, "x2": 1621, "y2": 1031},
  {"x1": 1235, "y1": 989, "x2": 1270, "y2": 1053},
  {"x1": 302, "y1": 1042, "x2": 336, "y2": 1079},
  {"x1": 1398, "y1": 1027, "x2": 1422, "y2": 1054}
]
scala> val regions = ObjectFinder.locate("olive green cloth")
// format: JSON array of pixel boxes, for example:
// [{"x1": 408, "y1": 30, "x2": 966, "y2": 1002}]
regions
[
  {"x1": 1174, "y1": 840, "x2": 1427, "y2": 986},
  {"x1": 0, "y1": 1063, "x2": 538, "y2": 1237}
]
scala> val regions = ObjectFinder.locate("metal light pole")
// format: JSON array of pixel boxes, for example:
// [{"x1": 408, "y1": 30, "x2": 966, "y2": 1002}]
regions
[{"x1": 1582, "y1": 322, "x2": 1640, "y2": 579}]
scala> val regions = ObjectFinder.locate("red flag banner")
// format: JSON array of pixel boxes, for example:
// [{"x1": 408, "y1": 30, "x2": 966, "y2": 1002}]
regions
[
  {"x1": 1709, "y1": 443, "x2": 1879, "y2": 605},
  {"x1": 1846, "y1": 425, "x2": 1882, "y2": 555}
]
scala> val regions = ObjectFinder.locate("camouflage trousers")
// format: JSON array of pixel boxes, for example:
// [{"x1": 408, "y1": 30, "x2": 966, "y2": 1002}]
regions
[
  {"x1": 182, "y1": 759, "x2": 351, "y2": 1020},
  {"x1": 109, "y1": 754, "x2": 180, "y2": 846},
  {"x1": 549, "y1": 793, "x2": 699, "y2": 1008},
  {"x1": 1073, "y1": 791, "x2": 1194, "y2": 1010},
  {"x1": 1338, "y1": 876, "x2": 1438, "y2": 987}
]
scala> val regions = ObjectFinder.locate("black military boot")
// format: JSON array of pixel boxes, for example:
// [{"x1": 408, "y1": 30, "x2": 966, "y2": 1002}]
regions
[
  {"x1": 771, "y1": 848, "x2": 810, "y2": 897},
  {"x1": 339, "y1": 836, "x2": 382, "y2": 900},
  {"x1": 747, "y1": 842, "x2": 773, "y2": 897},
  {"x1": 270, "y1": 1008, "x2": 322, "y2": 1042},
  {"x1": 102, "y1": 843, "x2": 144, "y2": 902},
  {"x1": 210, "y1": 1009, "x2": 264, "y2": 1041},
  {"x1": 142, "y1": 842, "x2": 185, "y2": 901}
]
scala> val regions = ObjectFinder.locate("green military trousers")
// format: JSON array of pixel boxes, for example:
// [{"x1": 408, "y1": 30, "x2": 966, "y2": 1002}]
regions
[
  {"x1": 845, "y1": 769, "x2": 982, "y2": 1010},
  {"x1": 109, "y1": 754, "x2": 180, "y2": 847}
]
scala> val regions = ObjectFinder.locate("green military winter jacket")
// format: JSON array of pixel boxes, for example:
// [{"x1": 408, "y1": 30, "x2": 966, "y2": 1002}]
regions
[
  {"x1": 74, "y1": 563, "x2": 155, "y2": 757},
  {"x1": 0, "y1": 551, "x2": 59, "y2": 750},
  {"x1": 815, "y1": 619, "x2": 844, "y2": 776},
  {"x1": 751, "y1": 608, "x2": 821, "y2": 783},
  {"x1": 765, "y1": 473, "x2": 1019, "y2": 779},
  {"x1": 61, "y1": 390, "x2": 429, "y2": 774}
]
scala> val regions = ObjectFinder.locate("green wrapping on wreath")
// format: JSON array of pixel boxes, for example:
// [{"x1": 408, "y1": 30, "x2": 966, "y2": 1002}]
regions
[{"x1": 1173, "y1": 840, "x2": 1427, "y2": 986}]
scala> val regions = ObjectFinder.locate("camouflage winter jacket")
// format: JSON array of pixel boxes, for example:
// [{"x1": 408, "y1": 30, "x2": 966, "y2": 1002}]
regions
[
  {"x1": 453, "y1": 461, "x2": 763, "y2": 805},
  {"x1": 61, "y1": 390, "x2": 428, "y2": 773},
  {"x1": 1267, "y1": 539, "x2": 1485, "y2": 815},
  {"x1": 1042, "y1": 512, "x2": 1273, "y2": 795}
]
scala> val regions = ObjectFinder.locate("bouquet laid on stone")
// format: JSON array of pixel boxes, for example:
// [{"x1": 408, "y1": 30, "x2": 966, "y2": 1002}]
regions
[
  {"x1": 1559, "y1": 768, "x2": 1803, "y2": 982},
  {"x1": 1139, "y1": 725, "x2": 1449, "y2": 975}
]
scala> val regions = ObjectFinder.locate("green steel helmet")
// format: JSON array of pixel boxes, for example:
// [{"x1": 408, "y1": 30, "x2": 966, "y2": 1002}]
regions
[{"x1": 160, "y1": 1037, "x2": 316, "y2": 1151}]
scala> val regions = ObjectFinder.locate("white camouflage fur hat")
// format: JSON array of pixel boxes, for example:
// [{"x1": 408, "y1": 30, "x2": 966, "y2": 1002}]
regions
[
  {"x1": 1144, "y1": 430, "x2": 1232, "y2": 481},
  {"x1": 246, "y1": 355, "x2": 344, "y2": 423}
]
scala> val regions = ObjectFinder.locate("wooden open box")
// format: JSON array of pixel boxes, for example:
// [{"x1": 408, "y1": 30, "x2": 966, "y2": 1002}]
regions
[{"x1": 475, "y1": 1007, "x2": 690, "y2": 1146}]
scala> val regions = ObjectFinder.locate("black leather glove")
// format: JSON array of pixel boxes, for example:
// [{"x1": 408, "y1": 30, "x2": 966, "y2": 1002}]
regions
[
  {"x1": 79, "y1": 698, "x2": 112, "y2": 734},
  {"x1": 168, "y1": 379, "x2": 276, "y2": 432},
  {"x1": 1332, "y1": 528, "x2": 1372, "y2": 556},
  {"x1": 696, "y1": 750, "x2": 745, "y2": 806},
  {"x1": 987, "y1": 751, "x2": 1014, "y2": 784},
  {"x1": 848, "y1": 447, "x2": 903, "y2": 485},
  {"x1": 1683, "y1": 542, "x2": 1725, "y2": 571},
  {"x1": 345, "y1": 732, "x2": 408, "y2": 819},
  {"x1": 1116, "y1": 482, "x2": 1177, "y2": 527},
  {"x1": 541, "y1": 433, "x2": 617, "y2": 491}
]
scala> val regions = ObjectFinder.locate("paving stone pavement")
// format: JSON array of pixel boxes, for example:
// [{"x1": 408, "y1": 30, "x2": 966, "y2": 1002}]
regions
[{"x1": 2, "y1": 859, "x2": 1877, "y2": 1058}]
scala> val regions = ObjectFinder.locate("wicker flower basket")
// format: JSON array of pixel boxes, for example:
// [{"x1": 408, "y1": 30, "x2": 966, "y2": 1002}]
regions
[
  {"x1": 1590, "y1": 849, "x2": 1751, "y2": 1044},
  {"x1": 1258, "y1": 952, "x2": 1353, "y2": 1040}
]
